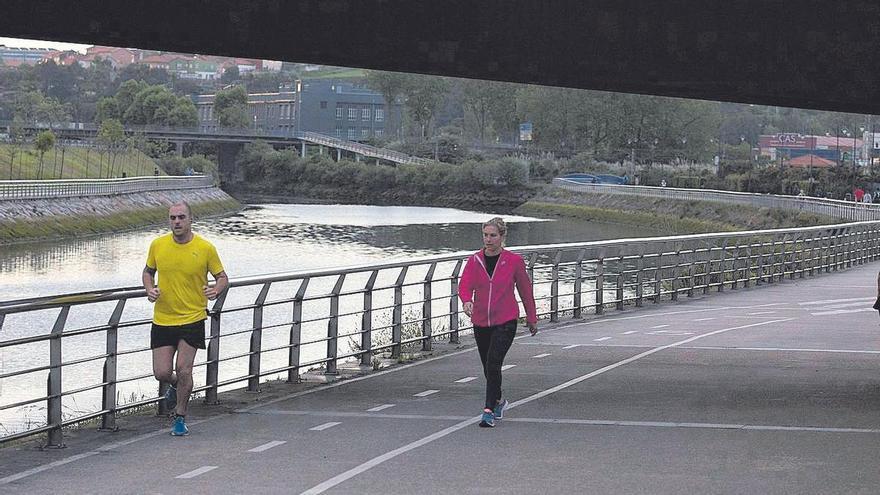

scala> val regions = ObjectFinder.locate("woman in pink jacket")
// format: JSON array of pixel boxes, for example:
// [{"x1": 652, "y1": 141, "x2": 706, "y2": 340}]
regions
[{"x1": 459, "y1": 217, "x2": 538, "y2": 427}]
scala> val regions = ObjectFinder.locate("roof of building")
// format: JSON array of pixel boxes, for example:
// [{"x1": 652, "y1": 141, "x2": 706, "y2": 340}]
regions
[{"x1": 786, "y1": 154, "x2": 837, "y2": 168}]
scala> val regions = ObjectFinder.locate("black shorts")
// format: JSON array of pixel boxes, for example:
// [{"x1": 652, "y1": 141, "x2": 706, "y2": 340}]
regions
[{"x1": 150, "y1": 320, "x2": 206, "y2": 350}]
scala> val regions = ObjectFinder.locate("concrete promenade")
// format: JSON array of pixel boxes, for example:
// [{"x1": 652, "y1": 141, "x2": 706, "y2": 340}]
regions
[{"x1": 2, "y1": 263, "x2": 880, "y2": 494}]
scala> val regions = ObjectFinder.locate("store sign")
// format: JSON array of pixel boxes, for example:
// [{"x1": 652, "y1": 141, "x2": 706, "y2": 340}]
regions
[
  {"x1": 519, "y1": 122, "x2": 533, "y2": 141},
  {"x1": 769, "y1": 133, "x2": 808, "y2": 148}
]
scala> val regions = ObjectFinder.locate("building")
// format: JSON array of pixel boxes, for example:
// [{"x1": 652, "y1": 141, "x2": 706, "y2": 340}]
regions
[
  {"x1": 758, "y1": 133, "x2": 864, "y2": 165},
  {"x1": 0, "y1": 45, "x2": 53, "y2": 67},
  {"x1": 194, "y1": 79, "x2": 400, "y2": 140}
]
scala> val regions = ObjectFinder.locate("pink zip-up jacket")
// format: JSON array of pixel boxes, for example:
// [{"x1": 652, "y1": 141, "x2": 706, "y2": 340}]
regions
[{"x1": 458, "y1": 249, "x2": 537, "y2": 327}]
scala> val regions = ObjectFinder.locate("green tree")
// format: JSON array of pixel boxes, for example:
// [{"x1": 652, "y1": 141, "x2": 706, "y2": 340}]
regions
[
  {"x1": 214, "y1": 85, "x2": 249, "y2": 128},
  {"x1": 221, "y1": 65, "x2": 240, "y2": 85},
  {"x1": 98, "y1": 119, "x2": 125, "y2": 177},
  {"x1": 403, "y1": 75, "x2": 450, "y2": 141},
  {"x1": 34, "y1": 130, "x2": 55, "y2": 179},
  {"x1": 365, "y1": 70, "x2": 411, "y2": 139}
]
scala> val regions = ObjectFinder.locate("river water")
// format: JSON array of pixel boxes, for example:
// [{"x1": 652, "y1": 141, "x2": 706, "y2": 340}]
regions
[{"x1": 0, "y1": 203, "x2": 658, "y2": 434}]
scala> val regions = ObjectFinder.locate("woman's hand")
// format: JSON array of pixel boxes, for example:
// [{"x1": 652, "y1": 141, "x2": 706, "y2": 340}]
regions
[
  {"x1": 528, "y1": 322, "x2": 538, "y2": 336},
  {"x1": 463, "y1": 301, "x2": 474, "y2": 317}
]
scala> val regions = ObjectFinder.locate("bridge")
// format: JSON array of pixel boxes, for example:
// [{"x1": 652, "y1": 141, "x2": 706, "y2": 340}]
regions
[
  {"x1": 2, "y1": 121, "x2": 436, "y2": 167},
  {"x1": 1, "y1": 207, "x2": 880, "y2": 493}
]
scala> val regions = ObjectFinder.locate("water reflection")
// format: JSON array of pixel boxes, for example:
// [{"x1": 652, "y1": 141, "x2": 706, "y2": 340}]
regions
[{"x1": 0, "y1": 203, "x2": 660, "y2": 301}]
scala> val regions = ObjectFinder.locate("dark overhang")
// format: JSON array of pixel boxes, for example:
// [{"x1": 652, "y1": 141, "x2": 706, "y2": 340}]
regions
[{"x1": 1, "y1": 1, "x2": 878, "y2": 114}]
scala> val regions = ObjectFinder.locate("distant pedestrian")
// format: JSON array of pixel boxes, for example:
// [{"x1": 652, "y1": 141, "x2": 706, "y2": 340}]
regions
[
  {"x1": 143, "y1": 201, "x2": 228, "y2": 436},
  {"x1": 459, "y1": 217, "x2": 538, "y2": 428},
  {"x1": 864, "y1": 192, "x2": 873, "y2": 204}
]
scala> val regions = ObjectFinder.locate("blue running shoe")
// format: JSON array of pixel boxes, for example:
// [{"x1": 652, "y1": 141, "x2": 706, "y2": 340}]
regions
[
  {"x1": 493, "y1": 399, "x2": 508, "y2": 420},
  {"x1": 171, "y1": 415, "x2": 189, "y2": 436},
  {"x1": 164, "y1": 385, "x2": 177, "y2": 412},
  {"x1": 479, "y1": 409, "x2": 495, "y2": 428}
]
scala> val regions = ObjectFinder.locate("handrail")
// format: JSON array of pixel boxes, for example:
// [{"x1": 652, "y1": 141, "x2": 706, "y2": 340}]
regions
[
  {"x1": 0, "y1": 175, "x2": 214, "y2": 200},
  {"x1": 554, "y1": 178, "x2": 880, "y2": 221},
  {"x1": 2, "y1": 219, "x2": 879, "y2": 446}
]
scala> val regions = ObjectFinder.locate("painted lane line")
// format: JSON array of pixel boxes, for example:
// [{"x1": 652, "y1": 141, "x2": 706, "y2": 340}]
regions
[
  {"x1": 0, "y1": 452, "x2": 99, "y2": 485},
  {"x1": 692, "y1": 317, "x2": 716, "y2": 322},
  {"x1": 747, "y1": 311, "x2": 776, "y2": 316},
  {"x1": 812, "y1": 308, "x2": 875, "y2": 316},
  {"x1": 366, "y1": 404, "x2": 395, "y2": 412},
  {"x1": 646, "y1": 330, "x2": 694, "y2": 336},
  {"x1": 299, "y1": 318, "x2": 791, "y2": 495},
  {"x1": 249, "y1": 409, "x2": 880, "y2": 433},
  {"x1": 413, "y1": 389, "x2": 439, "y2": 397},
  {"x1": 531, "y1": 353, "x2": 552, "y2": 358},
  {"x1": 686, "y1": 346, "x2": 880, "y2": 354},
  {"x1": 176, "y1": 466, "x2": 218, "y2": 479},
  {"x1": 799, "y1": 297, "x2": 874, "y2": 306},
  {"x1": 454, "y1": 377, "x2": 477, "y2": 383},
  {"x1": 309, "y1": 422, "x2": 341, "y2": 431},
  {"x1": 650, "y1": 324, "x2": 670, "y2": 329},
  {"x1": 501, "y1": 364, "x2": 517, "y2": 371},
  {"x1": 593, "y1": 337, "x2": 612, "y2": 342},
  {"x1": 621, "y1": 331, "x2": 638, "y2": 335},
  {"x1": 815, "y1": 301, "x2": 870, "y2": 310},
  {"x1": 248, "y1": 441, "x2": 287, "y2": 453},
  {"x1": 562, "y1": 344, "x2": 581, "y2": 349}
]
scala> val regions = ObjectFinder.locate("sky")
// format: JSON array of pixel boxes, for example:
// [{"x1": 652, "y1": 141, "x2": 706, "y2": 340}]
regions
[{"x1": 0, "y1": 37, "x2": 91, "y2": 53}]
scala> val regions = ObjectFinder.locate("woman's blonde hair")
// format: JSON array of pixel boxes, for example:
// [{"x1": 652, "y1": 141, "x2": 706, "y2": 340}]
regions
[{"x1": 482, "y1": 217, "x2": 507, "y2": 238}]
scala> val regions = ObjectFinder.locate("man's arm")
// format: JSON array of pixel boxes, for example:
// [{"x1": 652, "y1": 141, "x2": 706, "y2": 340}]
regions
[
  {"x1": 204, "y1": 271, "x2": 229, "y2": 300},
  {"x1": 143, "y1": 266, "x2": 160, "y2": 302}
]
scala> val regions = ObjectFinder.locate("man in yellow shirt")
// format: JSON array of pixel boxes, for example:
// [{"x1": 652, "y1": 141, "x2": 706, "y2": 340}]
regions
[{"x1": 143, "y1": 201, "x2": 228, "y2": 436}]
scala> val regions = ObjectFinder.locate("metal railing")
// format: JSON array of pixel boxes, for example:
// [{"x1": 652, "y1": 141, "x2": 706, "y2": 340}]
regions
[
  {"x1": 0, "y1": 175, "x2": 214, "y2": 201},
  {"x1": 300, "y1": 131, "x2": 436, "y2": 166},
  {"x1": 2, "y1": 220, "x2": 879, "y2": 446},
  {"x1": 554, "y1": 178, "x2": 880, "y2": 221}
]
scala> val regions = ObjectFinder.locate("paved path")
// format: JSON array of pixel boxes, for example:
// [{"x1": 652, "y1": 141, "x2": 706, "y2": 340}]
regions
[{"x1": 2, "y1": 263, "x2": 880, "y2": 494}]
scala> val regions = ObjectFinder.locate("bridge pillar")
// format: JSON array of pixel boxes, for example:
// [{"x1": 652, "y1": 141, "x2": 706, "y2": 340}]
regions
[
  {"x1": 217, "y1": 142, "x2": 244, "y2": 182},
  {"x1": 174, "y1": 140, "x2": 184, "y2": 156},
  {"x1": 336, "y1": 148, "x2": 342, "y2": 161},
  {"x1": 355, "y1": 154, "x2": 361, "y2": 163},
  {"x1": 301, "y1": 143, "x2": 306, "y2": 158}
]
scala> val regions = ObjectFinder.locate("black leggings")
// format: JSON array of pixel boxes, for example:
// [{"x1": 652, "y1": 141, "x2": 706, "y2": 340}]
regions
[{"x1": 474, "y1": 319, "x2": 517, "y2": 410}]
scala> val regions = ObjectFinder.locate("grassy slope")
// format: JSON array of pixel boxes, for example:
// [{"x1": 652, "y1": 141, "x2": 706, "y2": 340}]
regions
[{"x1": 0, "y1": 144, "x2": 162, "y2": 180}]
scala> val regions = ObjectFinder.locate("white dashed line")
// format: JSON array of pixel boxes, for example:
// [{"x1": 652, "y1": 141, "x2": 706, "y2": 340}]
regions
[
  {"x1": 501, "y1": 364, "x2": 517, "y2": 371},
  {"x1": 309, "y1": 422, "x2": 341, "y2": 431},
  {"x1": 747, "y1": 311, "x2": 776, "y2": 316},
  {"x1": 531, "y1": 353, "x2": 552, "y2": 358},
  {"x1": 454, "y1": 376, "x2": 477, "y2": 383},
  {"x1": 650, "y1": 324, "x2": 670, "y2": 329},
  {"x1": 176, "y1": 466, "x2": 218, "y2": 479},
  {"x1": 812, "y1": 308, "x2": 875, "y2": 316},
  {"x1": 622, "y1": 331, "x2": 638, "y2": 335},
  {"x1": 692, "y1": 318, "x2": 716, "y2": 322},
  {"x1": 366, "y1": 404, "x2": 396, "y2": 412},
  {"x1": 593, "y1": 337, "x2": 612, "y2": 342},
  {"x1": 248, "y1": 441, "x2": 286, "y2": 453},
  {"x1": 413, "y1": 390, "x2": 439, "y2": 397},
  {"x1": 799, "y1": 297, "x2": 873, "y2": 306},
  {"x1": 562, "y1": 345, "x2": 581, "y2": 349}
]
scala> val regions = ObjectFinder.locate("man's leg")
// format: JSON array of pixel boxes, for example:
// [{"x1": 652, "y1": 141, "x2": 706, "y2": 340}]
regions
[
  {"x1": 152, "y1": 346, "x2": 177, "y2": 385},
  {"x1": 174, "y1": 340, "x2": 198, "y2": 416}
]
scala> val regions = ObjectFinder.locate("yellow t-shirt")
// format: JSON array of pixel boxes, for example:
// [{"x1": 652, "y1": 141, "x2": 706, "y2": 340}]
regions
[{"x1": 146, "y1": 233, "x2": 225, "y2": 326}]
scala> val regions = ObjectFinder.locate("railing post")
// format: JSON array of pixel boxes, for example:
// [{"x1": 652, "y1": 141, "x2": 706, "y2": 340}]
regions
[
  {"x1": 46, "y1": 305, "x2": 70, "y2": 449},
  {"x1": 326, "y1": 274, "x2": 346, "y2": 375},
  {"x1": 574, "y1": 249, "x2": 587, "y2": 316},
  {"x1": 449, "y1": 260, "x2": 463, "y2": 344},
  {"x1": 686, "y1": 241, "x2": 695, "y2": 297},
  {"x1": 718, "y1": 239, "x2": 727, "y2": 292},
  {"x1": 392, "y1": 267, "x2": 408, "y2": 359},
  {"x1": 654, "y1": 249, "x2": 662, "y2": 303},
  {"x1": 360, "y1": 271, "x2": 379, "y2": 366},
  {"x1": 422, "y1": 263, "x2": 437, "y2": 351},
  {"x1": 204, "y1": 291, "x2": 227, "y2": 405},
  {"x1": 551, "y1": 250, "x2": 562, "y2": 322},
  {"x1": 288, "y1": 278, "x2": 309, "y2": 383},
  {"x1": 100, "y1": 300, "x2": 126, "y2": 431},
  {"x1": 595, "y1": 251, "x2": 605, "y2": 315},
  {"x1": 703, "y1": 240, "x2": 713, "y2": 294},
  {"x1": 248, "y1": 282, "x2": 272, "y2": 392},
  {"x1": 615, "y1": 253, "x2": 625, "y2": 310},
  {"x1": 671, "y1": 242, "x2": 682, "y2": 301}
]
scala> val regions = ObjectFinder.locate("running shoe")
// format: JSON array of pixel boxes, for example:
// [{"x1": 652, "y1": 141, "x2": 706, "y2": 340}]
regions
[
  {"x1": 493, "y1": 399, "x2": 509, "y2": 420},
  {"x1": 171, "y1": 415, "x2": 189, "y2": 436},
  {"x1": 164, "y1": 384, "x2": 177, "y2": 411},
  {"x1": 479, "y1": 409, "x2": 495, "y2": 428}
]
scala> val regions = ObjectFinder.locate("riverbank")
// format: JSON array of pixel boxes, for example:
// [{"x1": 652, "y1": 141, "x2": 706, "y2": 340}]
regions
[
  {"x1": 514, "y1": 186, "x2": 839, "y2": 233},
  {"x1": 0, "y1": 188, "x2": 241, "y2": 244}
]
